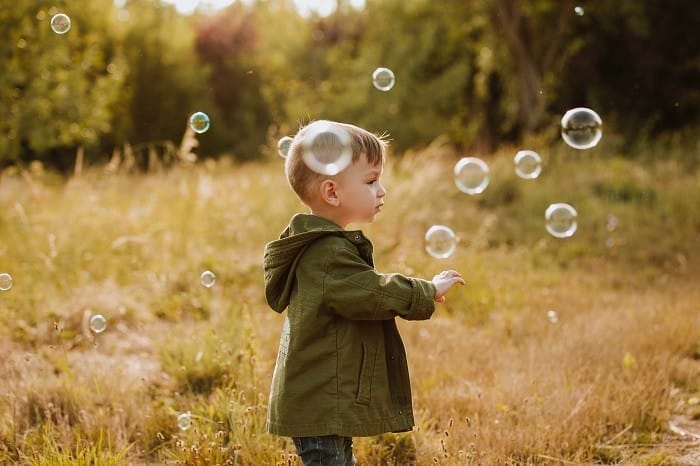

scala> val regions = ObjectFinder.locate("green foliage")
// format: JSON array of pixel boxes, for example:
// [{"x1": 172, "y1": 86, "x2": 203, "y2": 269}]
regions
[
  {"x1": 0, "y1": 139, "x2": 698, "y2": 463},
  {"x1": 1, "y1": 0, "x2": 698, "y2": 168},
  {"x1": 0, "y1": 0, "x2": 125, "y2": 168},
  {"x1": 560, "y1": 1, "x2": 700, "y2": 137},
  {"x1": 19, "y1": 424, "x2": 130, "y2": 465},
  {"x1": 354, "y1": 432, "x2": 417, "y2": 466},
  {"x1": 157, "y1": 315, "x2": 245, "y2": 395},
  {"x1": 116, "y1": 0, "x2": 215, "y2": 152},
  {"x1": 194, "y1": 3, "x2": 272, "y2": 159}
]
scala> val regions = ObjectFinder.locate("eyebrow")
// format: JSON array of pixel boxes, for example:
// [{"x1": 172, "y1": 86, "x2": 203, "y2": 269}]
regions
[{"x1": 364, "y1": 168, "x2": 382, "y2": 178}]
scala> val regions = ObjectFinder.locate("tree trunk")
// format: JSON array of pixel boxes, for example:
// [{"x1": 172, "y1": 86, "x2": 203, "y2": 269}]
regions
[{"x1": 493, "y1": 0, "x2": 573, "y2": 135}]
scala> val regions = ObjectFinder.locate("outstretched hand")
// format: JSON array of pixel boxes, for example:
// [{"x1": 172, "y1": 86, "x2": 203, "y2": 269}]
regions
[{"x1": 432, "y1": 269, "x2": 465, "y2": 303}]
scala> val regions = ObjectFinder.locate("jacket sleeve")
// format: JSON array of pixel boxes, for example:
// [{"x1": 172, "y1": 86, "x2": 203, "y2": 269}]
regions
[{"x1": 322, "y1": 246, "x2": 437, "y2": 321}]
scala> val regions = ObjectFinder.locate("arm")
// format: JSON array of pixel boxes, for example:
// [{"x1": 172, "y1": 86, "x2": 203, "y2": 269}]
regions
[{"x1": 322, "y1": 246, "x2": 437, "y2": 321}]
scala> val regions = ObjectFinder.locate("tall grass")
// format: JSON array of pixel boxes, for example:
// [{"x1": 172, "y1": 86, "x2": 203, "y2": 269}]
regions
[{"x1": 0, "y1": 139, "x2": 698, "y2": 464}]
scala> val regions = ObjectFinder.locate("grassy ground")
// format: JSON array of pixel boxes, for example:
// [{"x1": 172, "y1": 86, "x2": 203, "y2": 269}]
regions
[{"x1": 0, "y1": 138, "x2": 699, "y2": 465}]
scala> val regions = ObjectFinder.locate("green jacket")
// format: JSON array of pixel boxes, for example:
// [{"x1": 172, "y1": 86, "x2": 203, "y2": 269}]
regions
[{"x1": 263, "y1": 213, "x2": 437, "y2": 437}]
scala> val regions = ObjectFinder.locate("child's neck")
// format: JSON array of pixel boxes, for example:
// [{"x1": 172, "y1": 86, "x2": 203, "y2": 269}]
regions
[{"x1": 309, "y1": 206, "x2": 347, "y2": 229}]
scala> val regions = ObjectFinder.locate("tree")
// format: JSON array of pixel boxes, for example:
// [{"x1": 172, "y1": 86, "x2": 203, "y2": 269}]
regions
[
  {"x1": 557, "y1": 1, "x2": 700, "y2": 138},
  {"x1": 0, "y1": 0, "x2": 125, "y2": 168},
  {"x1": 490, "y1": 0, "x2": 576, "y2": 136},
  {"x1": 194, "y1": 2, "x2": 272, "y2": 159},
  {"x1": 117, "y1": 0, "x2": 214, "y2": 156}
]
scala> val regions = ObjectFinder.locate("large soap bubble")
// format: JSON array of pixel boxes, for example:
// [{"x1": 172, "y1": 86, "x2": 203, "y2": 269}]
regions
[
  {"x1": 200, "y1": 270, "x2": 216, "y2": 288},
  {"x1": 189, "y1": 112, "x2": 211, "y2": 134},
  {"x1": 300, "y1": 121, "x2": 353, "y2": 175},
  {"x1": 372, "y1": 67, "x2": 395, "y2": 91},
  {"x1": 425, "y1": 225, "x2": 457, "y2": 259},
  {"x1": 177, "y1": 412, "x2": 192, "y2": 431},
  {"x1": 514, "y1": 150, "x2": 542, "y2": 179},
  {"x1": 454, "y1": 157, "x2": 489, "y2": 195},
  {"x1": 561, "y1": 107, "x2": 602, "y2": 149},
  {"x1": 50, "y1": 14, "x2": 71, "y2": 34},
  {"x1": 89, "y1": 314, "x2": 107, "y2": 333},
  {"x1": 0, "y1": 273, "x2": 13, "y2": 291},
  {"x1": 545, "y1": 203, "x2": 578, "y2": 238},
  {"x1": 277, "y1": 136, "x2": 293, "y2": 158}
]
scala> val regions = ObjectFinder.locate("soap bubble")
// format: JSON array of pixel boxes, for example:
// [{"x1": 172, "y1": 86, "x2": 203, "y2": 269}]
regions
[
  {"x1": 177, "y1": 412, "x2": 192, "y2": 431},
  {"x1": 277, "y1": 136, "x2": 293, "y2": 158},
  {"x1": 200, "y1": 270, "x2": 216, "y2": 288},
  {"x1": 425, "y1": 225, "x2": 457, "y2": 259},
  {"x1": 574, "y1": 6, "x2": 585, "y2": 16},
  {"x1": 189, "y1": 112, "x2": 210, "y2": 134},
  {"x1": 89, "y1": 314, "x2": 107, "y2": 333},
  {"x1": 454, "y1": 157, "x2": 489, "y2": 195},
  {"x1": 50, "y1": 14, "x2": 71, "y2": 34},
  {"x1": 372, "y1": 67, "x2": 395, "y2": 91},
  {"x1": 545, "y1": 203, "x2": 578, "y2": 238},
  {"x1": 561, "y1": 107, "x2": 602, "y2": 149},
  {"x1": 300, "y1": 121, "x2": 352, "y2": 175},
  {"x1": 0, "y1": 273, "x2": 13, "y2": 291},
  {"x1": 514, "y1": 150, "x2": 542, "y2": 179},
  {"x1": 547, "y1": 310, "x2": 559, "y2": 324}
]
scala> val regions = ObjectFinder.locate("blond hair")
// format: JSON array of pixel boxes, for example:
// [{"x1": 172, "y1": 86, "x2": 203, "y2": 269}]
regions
[{"x1": 285, "y1": 120, "x2": 388, "y2": 204}]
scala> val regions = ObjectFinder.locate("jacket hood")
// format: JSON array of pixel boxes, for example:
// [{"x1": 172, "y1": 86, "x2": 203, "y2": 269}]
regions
[{"x1": 263, "y1": 214, "x2": 346, "y2": 313}]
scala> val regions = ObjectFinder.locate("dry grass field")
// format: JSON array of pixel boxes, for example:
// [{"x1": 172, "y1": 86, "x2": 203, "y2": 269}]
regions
[{"x1": 0, "y1": 140, "x2": 699, "y2": 465}]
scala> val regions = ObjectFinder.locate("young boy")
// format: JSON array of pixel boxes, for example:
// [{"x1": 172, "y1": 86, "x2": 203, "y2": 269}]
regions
[{"x1": 263, "y1": 120, "x2": 464, "y2": 466}]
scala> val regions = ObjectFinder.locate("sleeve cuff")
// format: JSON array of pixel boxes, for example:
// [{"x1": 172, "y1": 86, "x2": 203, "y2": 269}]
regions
[{"x1": 405, "y1": 278, "x2": 436, "y2": 320}]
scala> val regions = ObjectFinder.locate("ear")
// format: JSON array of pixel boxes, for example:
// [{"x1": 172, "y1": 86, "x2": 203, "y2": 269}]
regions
[{"x1": 320, "y1": 179, "x2": 340, "y2": 206}]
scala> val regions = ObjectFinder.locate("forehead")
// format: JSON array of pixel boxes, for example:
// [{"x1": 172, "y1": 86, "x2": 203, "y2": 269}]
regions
[
  {"x1": 355, "y1": 153, "x2": 384, "y2": 174},
  {"x1": 336, "y1": 154, "x2": 382, "y2": 181}
]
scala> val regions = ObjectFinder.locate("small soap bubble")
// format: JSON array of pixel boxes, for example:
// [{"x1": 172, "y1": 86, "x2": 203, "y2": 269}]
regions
[
  {"x1": 189, "y1": 112, "x2": 210, "y2": 134},
  {"x1": 372, "y1": 67, "x2": 395, "y2": 91},
  {"x1": 561, "y1": 107, "x2": 602, "y2": 149},
  {"x1": 200, "y1": 270, "x2": 216, "y2": 288},
  {"x1": 50, "y1": 13, "x2": 71, "y2": 34},
  {"x1": 574, "y1": 6, "x2": 585, "y2": 16},
  {"x1": 89, "y1": 314, "x2": 107, "y2": 333},
  {"x1": 300, "y1": 120, "x2": 352, "y2": 175},
  {"x1": 514, "y1": 150, "x2": 542, "y2": 179},
  {"x1": 547, "y1": 310, "x2": 559, "y2": 324},
  {"x1": 177, "y1": 412, "x2": 192, "y2": 431},
  {"x1": 0, "y1": 273, "x2": 13, "y2": 291},
  {"x1": 545, "y1": 203, "x2": 578, "y2": 238},
  {"x1": 454, "y1": 157, "x2": 489, "y2": 195},
  {"x1": 425, "y1": 225, "x2": 457, "y2": 259},
  {"x1": 277, "y1": 136, "x2": 293, "y2": 158}
]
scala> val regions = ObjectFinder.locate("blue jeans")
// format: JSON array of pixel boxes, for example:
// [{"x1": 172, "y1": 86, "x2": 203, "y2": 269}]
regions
[{"x1": 292, "y1": 435, "x2": 356, "y2": 466}]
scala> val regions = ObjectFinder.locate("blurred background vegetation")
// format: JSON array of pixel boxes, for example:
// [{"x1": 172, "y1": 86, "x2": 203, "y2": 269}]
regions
[
  {"x1": 1, "y1": 2, "x2": 700, "y2": 463},
  {"x1": 1, "y1": 0, "x2": 698, "y2": 170}
]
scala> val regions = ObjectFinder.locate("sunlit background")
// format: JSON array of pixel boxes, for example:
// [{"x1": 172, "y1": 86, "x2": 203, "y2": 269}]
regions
[
  {"x1": 161, "y1": 0, "x2": 366, "y2": 15},
  {"x1": 1, "y1": 1, "x2": 698, "y2": 464}
]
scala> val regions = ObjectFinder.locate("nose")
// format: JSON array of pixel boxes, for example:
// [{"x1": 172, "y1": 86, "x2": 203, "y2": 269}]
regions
[{"x1": 377, "y1": 181, "x2": 387, "y2": 198}]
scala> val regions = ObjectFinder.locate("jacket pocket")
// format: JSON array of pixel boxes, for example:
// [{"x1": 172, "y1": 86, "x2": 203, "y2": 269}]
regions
[{"x1": 356, "y1": 342, "x2": 377, "y2": 405}]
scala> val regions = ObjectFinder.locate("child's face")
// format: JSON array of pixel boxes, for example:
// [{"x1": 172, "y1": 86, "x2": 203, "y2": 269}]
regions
[{"x1": 334, "y1": 154, "x2": 386, "y2": 226}]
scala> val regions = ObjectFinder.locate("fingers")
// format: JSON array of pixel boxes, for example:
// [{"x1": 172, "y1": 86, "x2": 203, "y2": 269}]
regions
[
  {"x1": 436, "y1": 270, "x2": 465, "y2": 284},
  {"x1": 433, "y1": 270, "x2": 465, "y2": 303}
]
